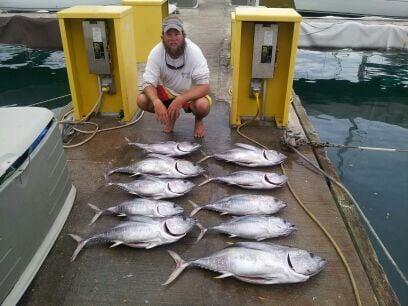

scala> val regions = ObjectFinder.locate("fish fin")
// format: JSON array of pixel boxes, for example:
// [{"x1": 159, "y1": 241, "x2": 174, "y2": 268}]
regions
[
  {"x1": 196, "y1": 155, "x2": 213, "y2": 164},
  {"x1": 125, "y1": 242, "x2": 150, "y2": 248},
  {"x1": 125, "y1": 216, "x2": 155, "y2": 223},
  {"x1": 234, "y1": 143, "x2": 259, "y2": 151},
  {"x1": 189, "y1": 200, "x2": 203, "y2": 217},
  {"x1": 256, "y1": 237, "x2": 267, "y2": 241},
  {"x1": 145, "y1": 243, "x2": 160, "y2": 249},
  {"x1": 129, "y1": 172, "x2": 141, "y2": 177},
  {"x1": 195, "y1": 223, "x2": 207, "y2": 243},
  {"x1": 228, "y1": 234, "x2": 237, "y2": 238},
  {"x1": 228, "y1": 241, "x2": 280, "y2": 252},
  {"x1": 214, "y1": 272, "x2": 234, "y2": 279},
  {"x1": 162, "y1": 250, "x2": 190, "y2": 286},
  {"x1": 220, "y1": 212, "x2": 229, "y2": 216},
  {"x1": 117, "y1": 213, "x2": 127, "y2": 217},
  {"x1": 124, "y1": 137, "x2": 140, "y2": 147},
  {"x1": 88, "y1": 203, "x2": 103, "y2": 225},
  {"x1": 198, "y1": 178, "x2": 214, "y2": 187},
  {"x1": 234, "y1": 275, "x2": 279, "y2": 284},
  {"x1": 68, "y1": 234, "x2": 86, "y2": 262},
  {"x1": 147, "y1": 153, "x2": 174, "y2": 161},
  {"x1": 141, "y1": 174, "x2": 163, "y2": 183},
  {"x1": 110, "y1": 241, "x2": 123, "y2": 248}
]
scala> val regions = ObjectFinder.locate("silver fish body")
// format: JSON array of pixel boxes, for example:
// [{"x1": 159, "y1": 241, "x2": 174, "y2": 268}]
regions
[
  {"x1": 107, "y1": 176, "x2": 195, "y2": 199},
  {"x1": 88, "y1": 199, "x2": 184, "y2": 224},
  {"x1": 108, "y1": 154, "x2": 205, "y2": 178},
  {"x1": 199, "y1": 171, "x2": 287, "y2": 189},
  {"x1": 199, "y1": 216, "x2": 296, "y2": 241},
  {"x1": 164, "y1": 242, "x2": 326, "y2": 285},
  {"x1": 214, "y1": 143, "x2": 286, "y2": 167},
  {"x1": 190, "y1": 194, "x2": 286, "y2": 216},
  {"x1": 69, "y1": 215, "x2": 197, "y2": 261},
  {"x1": 126, "y1": 138, "x2": 201, "y2": 157}
]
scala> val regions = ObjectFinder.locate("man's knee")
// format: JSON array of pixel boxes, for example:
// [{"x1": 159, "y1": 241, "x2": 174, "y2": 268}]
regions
[
  {"x1": 137, "y1": 93, "x2": 150, "y2": 111},
  {"x1": 191, "y1": 97, "x2": 210, "y2": 116}
]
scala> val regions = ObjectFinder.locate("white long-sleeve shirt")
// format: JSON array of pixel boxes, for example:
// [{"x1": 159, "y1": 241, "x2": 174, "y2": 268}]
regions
[{"x1": 142, "y1": 38, "x2": 210, "y2": 96}]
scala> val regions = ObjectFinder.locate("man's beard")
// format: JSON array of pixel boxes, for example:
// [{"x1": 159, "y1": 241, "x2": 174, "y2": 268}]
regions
[{"x1": 163, "y1": 38, "x2": 186, "y2": 59}]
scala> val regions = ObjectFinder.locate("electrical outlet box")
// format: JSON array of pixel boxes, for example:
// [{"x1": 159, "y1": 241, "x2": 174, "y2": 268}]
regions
[
  {"x1": 251, "y1": 23, "x2": 278, "y2": 79},
  {"x1": 82, "y1": 20, "x2": 111, "y2": 75},
  {"x1": 57, "y1": 6, "x2": 139, "y2": 121}
]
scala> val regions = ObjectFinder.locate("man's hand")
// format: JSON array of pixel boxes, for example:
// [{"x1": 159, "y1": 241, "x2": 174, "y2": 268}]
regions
[
  {"x1": 167, "y1": 96, "x2": 184, "y2": 122},
  {"x1": 153, "y1": 98, "x2": 169, "y2": 125}
]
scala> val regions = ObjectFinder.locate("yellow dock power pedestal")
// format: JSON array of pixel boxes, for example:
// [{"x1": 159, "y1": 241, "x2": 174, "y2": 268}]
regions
[
  {"x1": 230, "y1": 7, "x2": 301, "y2": 127},
  {"x1": 57, "y1": 6, "x2": 138, "y2": 122},
  {"x1": 122, "y1": 0, "x2": 169, "y2": 63}
]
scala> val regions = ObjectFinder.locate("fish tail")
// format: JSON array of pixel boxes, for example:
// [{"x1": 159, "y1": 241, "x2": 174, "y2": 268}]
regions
[
  {"x1": 68, "y1": 234, "x2": 87, "y2": 262},
  {"x1": 108, "y1": 167, "x2": 131, "y2": 176},
  {"x1": 88, "y1": 203, "x2": 104, "y2": 225},
  {"x1": 104, "y1": 172, "x2": 112, "y2": 184},
  {"x1": 162, "y1": 250, "x2": 190, "y2": 285},
  {"x1": 189, "y1": 200, "x2": 203, "y2": 217},
  {"x1": 198, "y1": 178, "x2": 214, "y2": 187},
  {"x1": 107, "y1": 167, "x2": 118, "y2": 176},
  {"x1": 195, "y1": 222, "x2": 207, "y2": 243}
]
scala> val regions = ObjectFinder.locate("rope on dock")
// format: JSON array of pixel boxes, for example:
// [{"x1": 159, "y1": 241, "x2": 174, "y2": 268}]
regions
[
  {"x1": 58, "y1": 76, "x2": 145, "y2": 148},
  {"x1": 28, "y1": 93, "x2": 72, "y2": 107},
  {"x1": 281, "y1": 130, "x2": 408, "y2": 152},
  {"x1": 236, "y1": 92, "x2": 363, "y2": 306}
]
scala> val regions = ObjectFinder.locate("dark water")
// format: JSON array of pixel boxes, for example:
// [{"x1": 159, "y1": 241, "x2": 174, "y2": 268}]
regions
[
  {"x1": 0, "y1": 44, "x2": 407, "y2": 303},
  {"x1": 294, "y1": 49, "x2": 408, "y2": 305},
  {"x1": 0, "y1": 44, "x2": 70, "y2": 108}
]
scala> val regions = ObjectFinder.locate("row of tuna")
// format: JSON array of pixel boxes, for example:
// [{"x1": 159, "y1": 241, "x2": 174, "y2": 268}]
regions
[{"x1": 69, "y1": 140, "x2": 326, "y2": 285}]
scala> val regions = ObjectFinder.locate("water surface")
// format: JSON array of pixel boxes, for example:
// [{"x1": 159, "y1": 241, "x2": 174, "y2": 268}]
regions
[{"x1": 294, "y1": 49, "x2": 408, "y2": 304}]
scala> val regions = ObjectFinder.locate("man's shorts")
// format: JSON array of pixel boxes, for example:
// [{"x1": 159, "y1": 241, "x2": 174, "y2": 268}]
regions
[{"x1": 156, "y1": 85, "x2": 212, "y2": 113}]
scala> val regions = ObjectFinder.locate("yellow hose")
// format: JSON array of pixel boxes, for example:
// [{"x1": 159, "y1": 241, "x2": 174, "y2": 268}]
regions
[{"x1": 237, "y1": 92, "x2": 362, "y2": 306}]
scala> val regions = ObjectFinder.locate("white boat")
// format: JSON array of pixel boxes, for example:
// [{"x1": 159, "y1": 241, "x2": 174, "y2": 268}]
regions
[
  {"x1": 0, "y1": 0, "x2": 120, "y2": 11},
  {"x1": 295, "y1": 0, "x2": 408, "y2": 18},
  {"x1": 0, "y1": 107, "x2": 76, "y2": 306}
]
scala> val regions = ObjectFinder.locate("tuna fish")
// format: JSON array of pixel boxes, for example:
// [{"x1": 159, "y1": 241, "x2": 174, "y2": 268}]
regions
[
  {"x1": 88, "y1": 199, "x2": 184, "y2": 225},
  {"x1": 125, "y1": 138, "x2": 201, "y2": 157},
  {"x1": 198, "y1": 171, "x2": 287, "y2": 189},
  {"x1": 69, "y1": 215, "x2": 200, "y2": 261},
  {"x1": 106, "y1": 175, "x2": 195, "y2": 199},
  {"x1": 199, "y1": 143, "x2": 286, "y2": 167},
  {"x1": 108, "y1": 154, "x2": 205, "y2": 178},
  {"x1": 163, "y1": 242, "x2": 326, "y2": 285},
  {"x1": 189, "y1": 194, "x2": 286, "y2": 216},
  {"x1": 197, "y1": 215, "x2": 296, "y2": 242}
]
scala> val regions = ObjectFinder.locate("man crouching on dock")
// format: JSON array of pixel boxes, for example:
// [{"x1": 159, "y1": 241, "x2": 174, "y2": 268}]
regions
[{"x1": 137, "y1": 16, "x2": 211, "y2": 138}]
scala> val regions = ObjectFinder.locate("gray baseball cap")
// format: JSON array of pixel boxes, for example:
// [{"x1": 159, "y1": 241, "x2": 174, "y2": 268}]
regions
[{"x1": 162, "y1": 16, "x2": 184, "y2": 33}]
